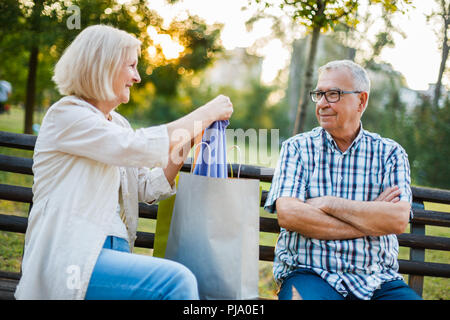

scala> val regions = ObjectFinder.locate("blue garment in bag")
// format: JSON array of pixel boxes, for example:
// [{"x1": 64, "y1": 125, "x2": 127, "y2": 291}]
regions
[{"x1": 193, "y1": 120, "x2": 229, "y2": 178}]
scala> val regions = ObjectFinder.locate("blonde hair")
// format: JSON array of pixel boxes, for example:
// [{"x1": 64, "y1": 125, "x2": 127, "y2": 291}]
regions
[{"x1": 53, "y1": 24, "x2": 141, "y2": 101}]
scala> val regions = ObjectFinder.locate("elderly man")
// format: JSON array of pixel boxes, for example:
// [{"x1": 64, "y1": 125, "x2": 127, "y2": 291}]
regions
[{"x1": 265, "y1": 60, "x2": 421, "y2": 300}]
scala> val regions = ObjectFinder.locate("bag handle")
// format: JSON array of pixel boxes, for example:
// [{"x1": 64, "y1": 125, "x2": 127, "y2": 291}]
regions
[
  {"x1": 191, "y1": 142, "x2": 212, "y2": 177},
  {"x1": 227, "y1": 145, "x2": 242, "y2": 179}
]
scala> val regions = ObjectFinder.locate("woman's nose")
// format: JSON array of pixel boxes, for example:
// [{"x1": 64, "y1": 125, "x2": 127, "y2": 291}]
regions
[{"x1": 133, "y1": 70, "x2": 141, "y2": 83}]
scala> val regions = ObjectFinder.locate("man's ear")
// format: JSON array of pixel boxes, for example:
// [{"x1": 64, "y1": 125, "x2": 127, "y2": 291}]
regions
[{"x1": 358, "y1": 92, "x2": 368, "y2": 113}]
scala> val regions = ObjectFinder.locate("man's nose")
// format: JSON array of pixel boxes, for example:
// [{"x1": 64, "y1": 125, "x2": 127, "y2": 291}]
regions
[{"x1": 316, "y1": 94, "x2": 328, "y2": 107}]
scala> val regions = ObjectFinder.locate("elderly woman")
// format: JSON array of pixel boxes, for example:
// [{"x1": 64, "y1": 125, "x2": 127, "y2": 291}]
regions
[{"x1": 14, "y1": 24, "x2": 233, "y2": 300}]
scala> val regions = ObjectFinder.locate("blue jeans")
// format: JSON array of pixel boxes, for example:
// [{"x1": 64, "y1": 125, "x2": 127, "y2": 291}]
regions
[
  {"x1": 85, "y1": 236, "x2": 199, "y2": 300},
  {"x1": 278, "y1": 268, "x2": 422, "y2": 300}
]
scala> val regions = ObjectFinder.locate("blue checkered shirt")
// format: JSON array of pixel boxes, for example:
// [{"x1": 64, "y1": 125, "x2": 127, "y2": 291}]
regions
[{"x1": 264, "y1": 124, "x2": 412, "y2": 300}]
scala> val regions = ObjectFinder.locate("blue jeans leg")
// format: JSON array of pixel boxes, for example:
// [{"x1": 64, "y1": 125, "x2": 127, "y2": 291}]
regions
[
  {"x1": 85, "y1": 236, "x2": 199, "y2": 300},
  {"x1": 371, "y1": 280, "x2": 422, "y2": 300},
  {"x1": 278, "y1": 268, "x2": 345, "y2": 300}
]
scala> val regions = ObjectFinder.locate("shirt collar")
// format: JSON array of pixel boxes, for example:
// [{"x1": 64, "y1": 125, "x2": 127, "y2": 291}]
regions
[{"x1": 322, "y1": 122, "x2": 364, "y2": 154}]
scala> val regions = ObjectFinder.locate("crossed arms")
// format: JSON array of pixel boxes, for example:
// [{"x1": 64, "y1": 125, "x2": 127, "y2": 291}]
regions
[{"x1": 276, "y1": 186, "x2": 411, "y2": 240}]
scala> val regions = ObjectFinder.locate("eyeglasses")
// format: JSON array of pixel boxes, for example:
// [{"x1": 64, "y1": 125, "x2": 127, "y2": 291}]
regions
[{"x1": 310, "y1": 89, "x2": 362, "y2": 103}]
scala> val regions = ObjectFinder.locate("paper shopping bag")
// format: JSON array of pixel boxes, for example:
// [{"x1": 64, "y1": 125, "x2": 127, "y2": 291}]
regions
[
  {"x1": 153, "y1": 195, "x2": 176, "y2": 258},
  {"x1": 153, "y1": 175, "x2": 179, "y2": 258},
  {"x1": 164, "y1": 171, "x2": 260, "y2": 300},
  {"x1": 154, "y1": 119, "x2": 227, "y2": 258}
]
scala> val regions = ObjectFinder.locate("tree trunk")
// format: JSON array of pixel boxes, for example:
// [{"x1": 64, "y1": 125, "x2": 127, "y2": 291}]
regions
[
  {"x1": 292, "y1": 25, "x2": 321, "y2": 135},
  {"x1": 23, "y1": 0, "x2": 43, "y2": 134},
  {"x1": 287, "y1": 38, "x2": 306, "y2": 133},
  {"x1": 24, "y1": 46, "x2": 38, "y2": 134},
  {"x1": 433, "y1": 1, "x2": 449, "y2": 109}
]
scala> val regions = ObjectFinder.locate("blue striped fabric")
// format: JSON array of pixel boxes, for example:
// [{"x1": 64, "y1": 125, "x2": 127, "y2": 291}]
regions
[{"x1": 264, "y1": 124, "x2": 412, "y2": 300}]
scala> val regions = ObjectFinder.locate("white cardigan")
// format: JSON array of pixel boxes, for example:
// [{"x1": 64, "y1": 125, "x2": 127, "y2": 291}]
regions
[{"x1": 15, "y1": 96, "x2": 176, "y2": 299}]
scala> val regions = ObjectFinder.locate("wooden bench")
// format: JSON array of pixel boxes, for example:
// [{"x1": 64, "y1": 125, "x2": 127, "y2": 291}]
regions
[{"x1": 1, "y1": 130, "x2": 450, "y2": 300}]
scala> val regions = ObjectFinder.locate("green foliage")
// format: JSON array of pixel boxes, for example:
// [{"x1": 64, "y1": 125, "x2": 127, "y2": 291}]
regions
[
  {"x1": 144, "y1": 18, "x2": 223, "y2": 97},
  {"x1": 358, "y1": 63, "x2": 449, "y2": 189},
  {"x1": 128, "y1": 72, "x2": 289, "y2": 133},
  {"x1": 409, "y1": 96, "x2": 450, "y2": 189},
  {"x1": 0, "y1": 0, "x2": 223, "y2": 128},
  {"x1": 252, "y1": 0, "x2": 412, "y2": 32}
]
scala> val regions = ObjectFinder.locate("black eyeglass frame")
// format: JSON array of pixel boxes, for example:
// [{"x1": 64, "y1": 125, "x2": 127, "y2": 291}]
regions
[{"x1": 309, "y1": 89, "x2": 362, "y2": 103}]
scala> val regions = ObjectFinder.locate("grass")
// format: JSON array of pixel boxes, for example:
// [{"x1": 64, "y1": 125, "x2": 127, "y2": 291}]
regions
[{"x1": 0, "y1": 105, "x2": 448, "y2": 300}]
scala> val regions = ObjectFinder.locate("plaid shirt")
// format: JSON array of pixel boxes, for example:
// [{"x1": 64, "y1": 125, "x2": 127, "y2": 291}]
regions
[{"x1": 265, "y1": 124, "x2": 412, "y2": 300}]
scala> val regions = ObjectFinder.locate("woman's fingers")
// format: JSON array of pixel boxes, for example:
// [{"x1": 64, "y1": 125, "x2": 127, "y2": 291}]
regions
[{"x1": 206, "y1": 95, "x2": 233, "y2": 121}]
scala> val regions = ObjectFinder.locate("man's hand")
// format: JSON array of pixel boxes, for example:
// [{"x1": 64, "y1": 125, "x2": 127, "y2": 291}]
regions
[
  {"x1": 305, "y1": 196, "x2": 334, "y2": 212},
  {"x1": 374, "y1": 186, "x2": 401, "y2": 203}
]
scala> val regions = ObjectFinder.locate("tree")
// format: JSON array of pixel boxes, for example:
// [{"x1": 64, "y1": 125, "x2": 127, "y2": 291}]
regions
[
  {"x1": 0, "y1": 0, "x2": 155, "y2": 133},
  {"x1": 409, "y1": 95, "x2": 450, "y2": 189},
  {"x1": 146, "y1": 17, "x2": 223, "y2": 97},
  {"x1": 0, "y1": 0, "x2": 222, "y2": 133},
  {"x1": 428, "y1": 0, "x2": 449, "y2": 109},
  {"x1": 251, "y1": 0, "x2": 412, "y2": 134}
]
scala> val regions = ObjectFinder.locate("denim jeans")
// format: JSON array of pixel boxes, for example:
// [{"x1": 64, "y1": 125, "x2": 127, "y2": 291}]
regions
[
  {"x1": 85, "y1": 236, "x2": 199, "y2": 300},
  {"x1": 278, "y1": 267, "x2": 422, "y2": 300}
]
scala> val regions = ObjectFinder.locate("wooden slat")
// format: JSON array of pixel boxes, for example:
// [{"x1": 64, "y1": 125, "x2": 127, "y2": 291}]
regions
[
  {"x1": 0, "y1": 271, "x2": 20, "y2": 300},
  {"x1": 398, "y1": 260, "x2": 450, "y2": 278},
  {"x1": 0, "y1": 154, "x2": 33, "y2": 175},
  {"x1": 398, "y1": 233, "x2": 450, "y2": 251},
  {"x1": 0, "y1": 214, "x2": 27, "y2": 233},
  {"x1": 0, "y1": 131, "x2": 36, "y2": 150},
  {"x1": 412, "y1": 186, "x2": 450, "y2": 205},
  {"x1": 260, "y1": 217, "x2": 279, "y2": 233},
  {"x1": 180, "y1": 162, "x2": 274, "y2": 182},
  {"x1": 138, "y1": 203, "x2": 158, "y2": 220},
  {"x1": 0, "y1": 184, "x2": 32, "y2": 203},
  {"x1": 134, "y1": 231, "x2": 154, "y2": 248},
  {"x1": 259, "y1": 245, "x2": 275, "y2": 262},
  {"x1": 259, "y1": 249, "x2": 450, "y2": 278},
  {"x1": 0, "y1": 271, "x2": 21, "y2": 281},
  {"x1": 412, "y1": 209, "x2": 450, "y2": 227}
]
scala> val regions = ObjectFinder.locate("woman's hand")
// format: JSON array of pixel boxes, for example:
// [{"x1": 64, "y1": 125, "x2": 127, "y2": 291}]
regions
[
  {"x1": 202, "y1": 95, "x2": 233, "y2": 121},
  {"x1": 165, "y1": 94, "x2": 233, "y2": 175}
]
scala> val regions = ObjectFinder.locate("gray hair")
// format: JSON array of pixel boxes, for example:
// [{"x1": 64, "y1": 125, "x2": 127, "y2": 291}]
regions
[{"x1": 318, "y1": 60, "x2": 371, "y2": 94}]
